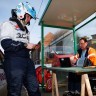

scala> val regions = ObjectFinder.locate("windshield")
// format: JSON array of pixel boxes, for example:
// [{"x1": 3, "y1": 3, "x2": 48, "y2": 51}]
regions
[{"x1": 46, "y1": 46, "x2": 74, "y2": 55}]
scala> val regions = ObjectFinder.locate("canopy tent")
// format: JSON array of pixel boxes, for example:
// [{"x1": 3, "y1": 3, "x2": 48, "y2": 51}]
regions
[
  {"x1": 39, "y1": 0, "x2": 96, "y2": 29},
  {"x1": 39, "y1": 0, "x2": 96, "y2": 90}
]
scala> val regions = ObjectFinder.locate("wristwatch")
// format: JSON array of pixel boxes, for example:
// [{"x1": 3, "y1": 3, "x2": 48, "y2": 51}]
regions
[{"x1": 24, "y1": 43, "x2": 28, "y2": 47}]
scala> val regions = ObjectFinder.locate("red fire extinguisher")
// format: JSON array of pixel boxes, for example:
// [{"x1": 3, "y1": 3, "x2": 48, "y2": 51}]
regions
[
  {"x1": 45, "y1": 71, "x2": 52, "y2": 92},
  {"x1": 36, "y1": 66, "x2": 52, "y2": 92}
]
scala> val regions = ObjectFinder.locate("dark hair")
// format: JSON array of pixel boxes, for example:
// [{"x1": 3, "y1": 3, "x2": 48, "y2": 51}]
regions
[{"x1": 79, "y1": 37, "x2": 88, "y2": 42}]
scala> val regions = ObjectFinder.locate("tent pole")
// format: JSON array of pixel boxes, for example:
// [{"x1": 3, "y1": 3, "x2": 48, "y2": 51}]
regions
[
  {"x1": 73, "y1": 27, "x2": 77, "y2": 54},
  {"x1": 41, "y1": 21, "x2": 45, "y2": 91}
]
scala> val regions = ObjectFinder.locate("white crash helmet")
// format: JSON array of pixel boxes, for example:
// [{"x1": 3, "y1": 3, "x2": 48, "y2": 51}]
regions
[{"x1": 16, "y1": 2, "x2": 36, "y2": 20}]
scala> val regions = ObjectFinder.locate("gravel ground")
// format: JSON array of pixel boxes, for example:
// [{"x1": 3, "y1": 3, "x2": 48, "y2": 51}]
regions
[
  {"x1": 0, "y1": 85, "x2": 67, "y2": 96},
  {"x1": 0, "y1": 85, "x2": 28, "y2": 96}
]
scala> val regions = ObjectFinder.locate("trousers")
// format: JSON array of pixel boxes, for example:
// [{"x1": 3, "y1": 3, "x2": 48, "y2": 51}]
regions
[
  {"x1": 68, "y1": 72, "x2": 81, "y2": 92},
  {"x1": 3, "y1": 57, "x2": 41, "y2": 96}
]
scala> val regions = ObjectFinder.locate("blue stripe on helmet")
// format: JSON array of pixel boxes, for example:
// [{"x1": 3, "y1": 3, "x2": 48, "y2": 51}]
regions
[{"x1": 23, "y1": 2, "x2": 36, "y2": 19}]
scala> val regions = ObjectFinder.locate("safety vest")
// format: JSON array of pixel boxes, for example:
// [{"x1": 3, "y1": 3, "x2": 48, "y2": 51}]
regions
[{"x1": 72, "y1": 47, "x2": 96, "y2": 66}]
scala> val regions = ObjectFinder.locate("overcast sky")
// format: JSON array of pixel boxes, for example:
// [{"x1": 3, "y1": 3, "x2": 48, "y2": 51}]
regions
[{"x1": 0, "y1": 0, "x2": 60, "y2": 44}]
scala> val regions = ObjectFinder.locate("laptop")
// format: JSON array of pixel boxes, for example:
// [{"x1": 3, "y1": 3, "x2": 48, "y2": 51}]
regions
[{"x1": 60, "y1": 57, "x2": 72, "y2": 67}]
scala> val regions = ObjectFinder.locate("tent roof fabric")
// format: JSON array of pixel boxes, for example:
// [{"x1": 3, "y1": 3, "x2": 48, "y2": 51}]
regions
[{"x1": 39, "y1": 0, "x2": 96, "y2": 28}]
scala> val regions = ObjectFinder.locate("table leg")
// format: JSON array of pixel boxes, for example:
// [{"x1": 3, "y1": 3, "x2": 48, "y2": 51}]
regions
[
  {"x1": 84, "y1": 74, "x2": 93, "y2": 96},
  {"x1": 81, "y1": 74, "x2": 85, "y2": 96},
  {"x1": 81, "y1": 74, "x2": 93, "y2": 96},
  {"x1": 52, "y1": 72, "x2": 59, "y2": 96}
]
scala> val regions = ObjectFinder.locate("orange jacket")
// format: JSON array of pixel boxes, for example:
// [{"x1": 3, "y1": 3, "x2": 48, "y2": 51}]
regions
[{"x1": 73, "y1": 47, "x2": 96, "y2": 66}]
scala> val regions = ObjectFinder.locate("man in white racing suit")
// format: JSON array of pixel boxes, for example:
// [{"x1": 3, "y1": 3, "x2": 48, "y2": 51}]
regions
[{"x1": 0, "y1": 2, "x2": 41, "y2": 96}]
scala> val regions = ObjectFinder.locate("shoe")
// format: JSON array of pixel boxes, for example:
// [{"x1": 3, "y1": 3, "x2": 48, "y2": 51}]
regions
[
  {"x1": 74, "y1": 90, "x2": 80, "y2": 96},
  {"x1": 63, "y1": 91, "x2": 74, "y2": 96},
  {"x1": 63, "y1": 91, "x2": 69, "y2": 96}
]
